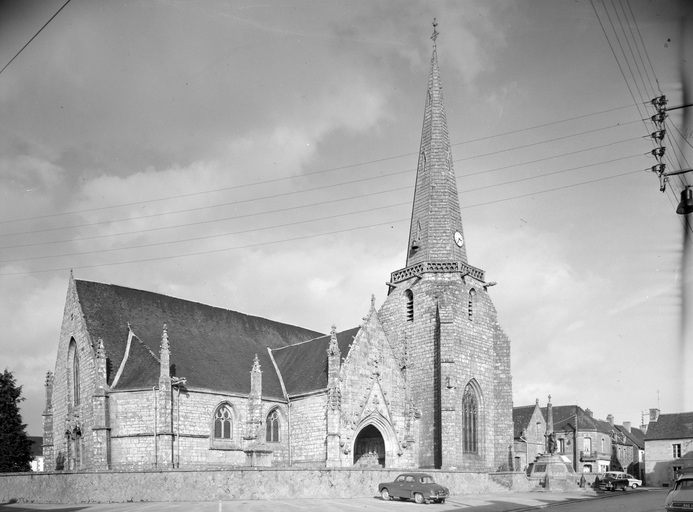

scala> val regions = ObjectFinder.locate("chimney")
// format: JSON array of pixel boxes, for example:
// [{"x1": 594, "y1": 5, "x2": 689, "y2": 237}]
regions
[
  {"x1": 623, "y1": 421, "x2": 631, "y2": 433},
  {"x1": 649, "y1": 408, "x2": 660, "y2": 422},
  {"x1": 607, "y1": 414, "x2": 614, "y2": 425},
  {"x1": 585, "y1": 408, "x2": 593, "y2": 418}
]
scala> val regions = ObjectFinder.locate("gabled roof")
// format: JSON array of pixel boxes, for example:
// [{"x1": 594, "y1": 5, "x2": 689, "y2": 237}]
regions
[
  {"x1": 512, "y1": 404, "x2": 541, "y2": 439},
  {"x1": 616, "y1": 425, "x2": 645, "y2": 449},
  {"x1": 630, "y1": 426, "x2": 646, "y2": 446},
  {"x1": 645, "y1": 412, "x2": 693, "y2": 441},
  {"x1": 74, "y1": 279, "x2": 323, "y2": 398},
  {"x1": 113, "y1": 335, "x2": 160, "y2": 389},
  {"x1": 271, "y1": 327, "x2": 359, "y2": 397},
  {"x1": 541, "y1": 405, "x2": 614, "y2": 435}
]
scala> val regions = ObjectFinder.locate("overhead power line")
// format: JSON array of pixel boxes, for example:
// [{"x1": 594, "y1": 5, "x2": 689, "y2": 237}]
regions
[
  {"x1": 0, "y1": 0, "x2": 72, "y2": 76},
  {"x1": 0, "y1": 167, "x2": 645, "y2": 276},
  {"x1": 0, "y1": 133, "x2": 643, "y2": 241},
  {"x1": 1, "y1": 152, "x2": 643, "y2": 255},
  {"x1": 0, "y1": 105, "x2": 639, "y2": 226}
]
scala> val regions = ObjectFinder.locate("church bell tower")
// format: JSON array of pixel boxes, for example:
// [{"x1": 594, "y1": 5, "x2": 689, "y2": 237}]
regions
[{"x1": 378, "y1": 21, "x2": 514, "y2": 471}]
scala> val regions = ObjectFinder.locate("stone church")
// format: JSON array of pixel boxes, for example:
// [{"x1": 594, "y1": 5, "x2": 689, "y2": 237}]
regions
[{"x1": 43, "y1": 31, "x2": 514, "y2": 473}]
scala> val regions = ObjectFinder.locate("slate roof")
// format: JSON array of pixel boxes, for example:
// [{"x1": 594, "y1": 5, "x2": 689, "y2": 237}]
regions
[
  {"x1": 512, "y1": 404, "x2": 539, "y2": 439},
  {"x1": 541, "y1": 405, "x2": 614, "y2": 434},
  {"x1": 74, "y1": 279, "x2": 324, "y2": 399},
  {"x1": 616, "y1": 425, "x2": 645, "y2": 449},
  {"x1": 645, "y1": 412, "x2": 693, "y2": 441},
  {"x1": 271, "y1": 327, "x2": 359, "y2": 397}
]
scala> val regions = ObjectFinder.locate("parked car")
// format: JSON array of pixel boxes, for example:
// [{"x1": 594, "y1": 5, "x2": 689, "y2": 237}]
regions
[
  {"x1": 379, "y1": 473, "x2": 449, "y2": 504},
  {"x1": 599, "y1": 471, "x2": 641, "y2": 489},
  {"x1": 665, "y1": 473, "x2": 693, "y2": 511},
  {"x1": 598, "y1": 472, "x2": 630, "y2": 491},
  {"x1": 625, "y1": 473, "x2": 643, "y2": 489}
]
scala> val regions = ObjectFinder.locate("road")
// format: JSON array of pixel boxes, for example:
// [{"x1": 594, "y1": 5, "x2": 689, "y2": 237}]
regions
[{"x1": 0, "y1": 488, "x2": 668, "y2": 512}]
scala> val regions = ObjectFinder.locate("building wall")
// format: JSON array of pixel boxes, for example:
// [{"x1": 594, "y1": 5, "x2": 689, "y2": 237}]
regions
[
  {"x1": 515, "y1": 407, "x2": 546, "y2": 472},
  {"x1": 48, "y1": 279, "x2": 99, "y2": 472},
  {"x1": 378, "y1": 272, "x2": 513, "y2": 471},
  {"x1": 575, "y1": 431, "x2": 611, "y2": 473},
  {"x1": 645, "y1": 438, "x2": 693, "y2": 486},
  {"x1": 108, "y1": 389, "x2": 262, "y2": 469},
  {"x1": 337, "y1": 311, "x2": 414, "y2": 469},
  {"x1": 288, "y1": 395, "x2": 327, "y2": 466},
  {"x1": 0, "y1": 468, "x2": 532, "y2": 504}
]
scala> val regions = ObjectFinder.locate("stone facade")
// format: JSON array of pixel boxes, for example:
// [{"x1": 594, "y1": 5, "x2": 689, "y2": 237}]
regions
[
  {"x1": 644, "y1": 410, "x2": 693, "y2": 486},
  {"x1": 513, "y1": 400, "x2": 547, "y2": 472},
  {"x1": 43, "y1": 32, "x2": 514, "y2": 475}
]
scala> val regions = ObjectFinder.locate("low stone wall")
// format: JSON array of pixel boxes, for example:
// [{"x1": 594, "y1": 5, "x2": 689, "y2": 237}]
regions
[{"x1": 0, "y1": 469, "x2": 532, "y2": 504}]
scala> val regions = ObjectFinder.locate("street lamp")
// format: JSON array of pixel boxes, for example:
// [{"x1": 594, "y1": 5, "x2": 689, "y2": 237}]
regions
[{"x1": 677, "y1": 186, "x2": 693, "y2": 215}]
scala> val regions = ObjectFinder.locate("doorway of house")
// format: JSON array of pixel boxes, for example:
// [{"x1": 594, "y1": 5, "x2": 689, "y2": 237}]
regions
[{"x1": 353, "y1": 424, "x2": 385, "y2": 467}]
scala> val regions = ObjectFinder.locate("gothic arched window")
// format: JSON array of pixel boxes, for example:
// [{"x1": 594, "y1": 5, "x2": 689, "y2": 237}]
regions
[
  {"x1": 67, "y1": 339, "x2": 79, "y2": 407},
  {"x1": 213, "y1": 404, "x2": 233, "y2": 439},
  {"x1": 73, "y1": 351, "x2": 80, "y2": 406},
  {"x1": 266, "y1": 409, "x2": 280, "y2": 443},
  {"x1": 462, "y1": 383, "x2": 478, "y2": 453}
]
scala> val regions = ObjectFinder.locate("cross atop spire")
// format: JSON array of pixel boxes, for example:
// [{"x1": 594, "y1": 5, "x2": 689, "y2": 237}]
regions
[{"x1": 431, "y1": 18, "x2": 439, "y2": 46}]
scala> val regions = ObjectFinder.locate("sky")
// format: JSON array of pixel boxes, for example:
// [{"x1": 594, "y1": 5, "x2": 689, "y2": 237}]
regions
[{"x1": 1, "y1": 0, "x2": 692, "y2": 438}]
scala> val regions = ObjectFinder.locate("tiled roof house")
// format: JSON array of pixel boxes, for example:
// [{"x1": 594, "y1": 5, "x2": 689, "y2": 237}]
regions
[{"x1": 645, "y1": 410, "x2": 693, "y2": 486}]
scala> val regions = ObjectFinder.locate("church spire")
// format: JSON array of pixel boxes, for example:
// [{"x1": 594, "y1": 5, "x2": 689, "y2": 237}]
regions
[{"x1": 406, "y1": 20, "x2": 467, "y2": 267}]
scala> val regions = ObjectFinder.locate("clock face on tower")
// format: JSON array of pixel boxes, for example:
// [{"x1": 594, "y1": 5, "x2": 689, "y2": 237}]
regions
[{"x1": 454, "y1": 231, "x2": 464, "y2": 247}]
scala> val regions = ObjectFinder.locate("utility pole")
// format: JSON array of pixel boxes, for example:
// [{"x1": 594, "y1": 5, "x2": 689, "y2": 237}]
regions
[{"x1": 648, "y1": 95, "x2": 693, "y2": 204}]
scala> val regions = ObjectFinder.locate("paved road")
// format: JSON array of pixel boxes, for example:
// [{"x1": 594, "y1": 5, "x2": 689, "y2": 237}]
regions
[{"x1": 0, "y1": 488, "x2": 665, "y2": 512}]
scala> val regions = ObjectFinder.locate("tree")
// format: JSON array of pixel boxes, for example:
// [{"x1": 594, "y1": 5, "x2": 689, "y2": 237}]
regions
[{"x1": 0, "y1": 369, "x2": 33, "y2": 472}]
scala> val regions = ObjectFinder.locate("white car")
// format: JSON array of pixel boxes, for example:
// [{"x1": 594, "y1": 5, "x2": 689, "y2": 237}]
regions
[
  {"x1": 625, "y1": 473, "x2": 642, "y2": 489},
  {"x1": 665, "y1": 473, "x2": 693, "y2": 511},
  {"x1": 601, "y1": 471, "x2": 642, "y2": 489}
]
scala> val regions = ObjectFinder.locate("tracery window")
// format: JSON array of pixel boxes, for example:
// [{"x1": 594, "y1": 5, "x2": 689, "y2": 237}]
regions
[
  {"x1": 213, "y1": 404, "x2": 233, "y2": 439},
  {"x1": 462, "y1": 383, "x2": 478, "y2": 453},
  {"x1": 266, "y1": 409, "x2": 280, "y2": 443}
]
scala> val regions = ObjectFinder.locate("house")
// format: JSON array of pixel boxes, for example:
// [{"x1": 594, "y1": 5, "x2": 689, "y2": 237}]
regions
[
  {"x1": 512, "y1": 399, "x2": 546, "y2": 472},
  {"x1": 644, "y1": 409, "x2": 693, "y2": 486},
  {"x1": 42, "y1": 28, "x2": 514, "y2": 473},
  {"x1": 514, "y1": 399, "x2": 640, "y2": 475},
  {"x1": 615, "y1": 421, "x2": 645, "y2": 481}
]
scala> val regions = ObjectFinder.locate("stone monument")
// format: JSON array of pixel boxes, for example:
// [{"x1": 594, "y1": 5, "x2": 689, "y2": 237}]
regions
[{"x1": 527, "y1": 396, "x2": 580, "y2": 491}]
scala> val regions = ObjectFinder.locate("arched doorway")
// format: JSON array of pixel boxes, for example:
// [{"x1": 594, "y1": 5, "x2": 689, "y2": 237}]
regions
[{"x1": 353, "y1": 424, "x2": 385, "y2": 467}]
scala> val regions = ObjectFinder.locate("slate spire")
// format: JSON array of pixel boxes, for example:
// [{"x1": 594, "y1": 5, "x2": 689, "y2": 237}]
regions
[{"x1": 407, "y1": 21, "x2": 467, "y2": 267}]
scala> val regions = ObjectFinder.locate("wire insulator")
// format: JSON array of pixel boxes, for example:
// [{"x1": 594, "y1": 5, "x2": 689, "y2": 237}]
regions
[
  {"x1": 650, "y1": 130, "x2": 666, "y2": 142},
  {"x1": 651, "y1": 95, "x2": 668, "y2": 110},
  {"x1": 651, "y1": 112, "x2": 668, "y2": 124},
  {"x1": 651, "y1": 147, "x2": 666, "y2": 159}
]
